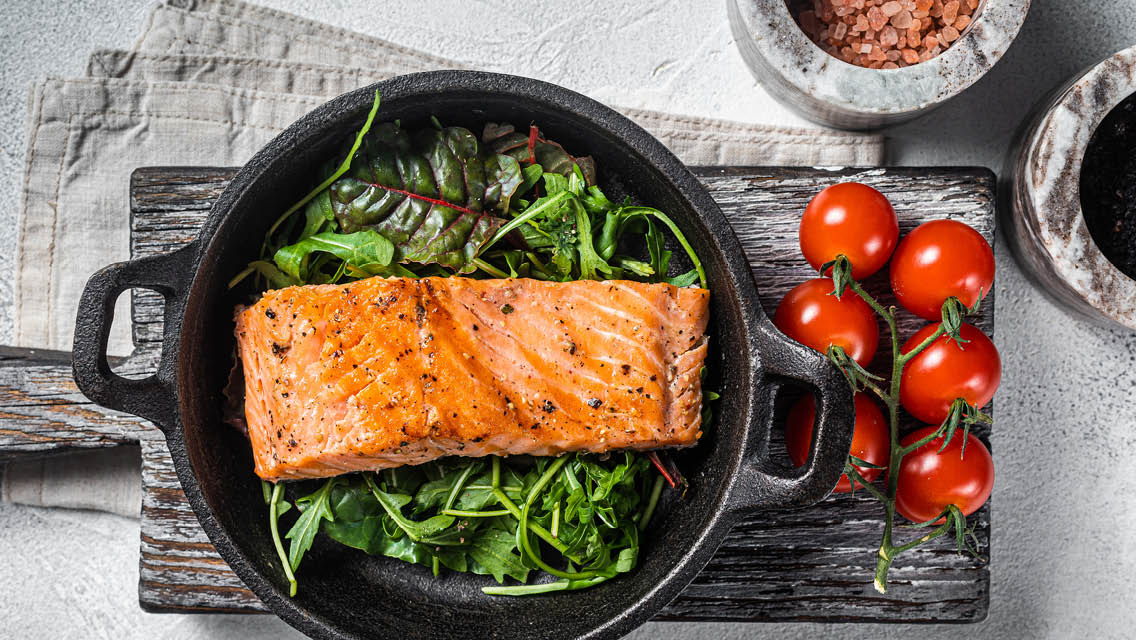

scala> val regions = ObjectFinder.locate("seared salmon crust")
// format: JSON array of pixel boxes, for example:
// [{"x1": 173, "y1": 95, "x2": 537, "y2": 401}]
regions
[{"x1": 235, "y1": 276, "x2": 710, "y2": 481}]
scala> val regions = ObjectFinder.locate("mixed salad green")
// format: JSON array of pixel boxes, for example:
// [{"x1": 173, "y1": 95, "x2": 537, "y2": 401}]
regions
[{"x1": 232, "y1": 91, "x2": 716, "y2": 597}]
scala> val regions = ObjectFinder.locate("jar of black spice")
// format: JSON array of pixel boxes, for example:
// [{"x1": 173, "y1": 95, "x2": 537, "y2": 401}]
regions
[{"x1": 1004, "y1": 44, "x2": 1136, "y2": 331}]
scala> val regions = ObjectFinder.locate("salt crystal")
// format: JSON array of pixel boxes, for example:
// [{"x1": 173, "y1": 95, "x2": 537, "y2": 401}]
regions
[
  {"x1": 867, "y1": 5, "x2": 888, "y2": 30},
  {"x1": 880, "y1": 25, "x2": 899, "y2": 46},
  {"x1": 891, "y1": 9, "x2": 913, "y2": 28},
  {"x1": 793, "y1": 0, "x2": 977, "y2": 69},
  {"x1": 942, "y1": 0, "x2": 959, "y2": 23}
]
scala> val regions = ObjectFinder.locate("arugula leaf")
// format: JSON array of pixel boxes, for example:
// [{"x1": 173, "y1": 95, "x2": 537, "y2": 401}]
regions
[
  {"x1": 300, "y1": 189, "x2": 337, "y2": 240},
  {"x1": 263, "y1": 89, "x2": 382, "y2": 250},
  {"x1": 274, "y1": 230, "x2": 395, "y2": 282},
  {"x1": 228, "y1": 260, "x2": 297, "y2": 290},
  {"x1": 573, "y1": 200, "x2": 613, "y2": 280},
  {"x1": 666, "y1": 269, "x2": 701, "y2": 287},
  {"x1": 365, "y1": 474, "x2": 456, "y2": 541},
  {"x1": 266, "y1": 482, "x2": 297, "y2": 595},
  {"x1": 285, "y1": 478, "x2": 339, "y2": 572}
]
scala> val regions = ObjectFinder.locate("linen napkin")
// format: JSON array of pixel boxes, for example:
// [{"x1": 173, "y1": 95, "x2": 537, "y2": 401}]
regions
[{"x1": 7, "y1": 0, "x2": 885, "y2": 516}]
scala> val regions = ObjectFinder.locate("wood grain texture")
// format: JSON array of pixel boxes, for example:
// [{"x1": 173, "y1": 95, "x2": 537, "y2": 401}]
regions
[
  {"x1": 0, "y1": 347, "x2": 149, "y2": 460},
  {"x1": 0, "y1": 165, "x2": 995, "y2": 622}
]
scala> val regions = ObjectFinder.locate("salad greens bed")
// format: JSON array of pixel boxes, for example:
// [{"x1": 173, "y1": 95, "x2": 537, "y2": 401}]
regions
[{"x1": 233, "y1": 90, "x2": 716, "y2": 597}]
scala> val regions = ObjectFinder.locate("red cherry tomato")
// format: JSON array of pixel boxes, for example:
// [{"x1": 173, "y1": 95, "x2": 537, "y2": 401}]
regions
[
  {"x1": 786, "y1": 393, "x2": 889, "y2": 493},
  {"x1": 889, "y1": 219, "x2": 994, "y2": 321},
  {"x1": 800, "y1": 182, "x2": 899, "y2": 279},
  {"x1": 900, "y1": 323, "x2": 1001, "y2": 424},
  {"x1": 773, "y1": 278, "x2": 880, "y2": 367},
  {"x1": 895, "y1": 427, "x2": 994, "y2": 523}
]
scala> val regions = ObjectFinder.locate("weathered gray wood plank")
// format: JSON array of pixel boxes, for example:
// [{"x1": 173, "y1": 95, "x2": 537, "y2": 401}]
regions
[
  {"x1": 0, "y1": 165, "x2": 994, "y2": 621},
  {"x1": 128, "y1": 166, "x2": 994, "y2": 620},
  {"x1": 0, "y1": 347, "x2": 150, "y2": 460}
]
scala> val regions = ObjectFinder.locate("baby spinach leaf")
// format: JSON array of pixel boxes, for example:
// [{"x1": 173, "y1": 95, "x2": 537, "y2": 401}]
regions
[
  {"x1": 483, "y1": 154, "x2": 524, "y2": 213},
  {"x1": 517, "y1": 163, "x2": 544, "y2": 196},
  {"x1": 274, "y1": 230, "x2": 395, "y2": 282},
  {"x1": 322, "y1": 483, "x2": 386, "y2": 554},
  {"x1": 468, "y1": 528, "x2": 530, "y2": 583}
]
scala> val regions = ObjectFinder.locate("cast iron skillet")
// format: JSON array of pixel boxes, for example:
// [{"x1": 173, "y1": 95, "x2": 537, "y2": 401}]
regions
[{"x1": 72, "y1": 71, "x2": 853, "y2": 639}]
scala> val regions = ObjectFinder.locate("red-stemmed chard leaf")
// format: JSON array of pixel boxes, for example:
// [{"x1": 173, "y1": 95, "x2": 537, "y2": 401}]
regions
[
  {"x1": 328, "y1": 122, "x2": 521, "y2": 274},
  {"x1": 482, "y1": 123, "x2": 595, "y2": 185}
]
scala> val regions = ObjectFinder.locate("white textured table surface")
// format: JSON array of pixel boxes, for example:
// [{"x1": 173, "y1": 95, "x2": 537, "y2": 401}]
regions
[{"x1": 2, "y1": 1, "x2": 1136, "y2": 639}]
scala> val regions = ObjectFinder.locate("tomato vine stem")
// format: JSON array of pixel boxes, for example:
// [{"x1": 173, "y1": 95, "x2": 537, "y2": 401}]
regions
[{"x1": 837, "y1": 259, "x2": 978, "y2": 594}]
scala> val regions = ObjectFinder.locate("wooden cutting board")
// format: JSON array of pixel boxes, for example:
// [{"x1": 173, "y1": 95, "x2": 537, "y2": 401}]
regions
[{"x1": 0, "y1": 165, "x2": 994, "y2": 622}]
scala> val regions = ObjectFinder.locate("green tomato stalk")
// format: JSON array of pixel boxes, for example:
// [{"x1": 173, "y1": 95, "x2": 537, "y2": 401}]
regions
[{"x1": 822, "y1": 255, "x2": 991, "y2": 594}]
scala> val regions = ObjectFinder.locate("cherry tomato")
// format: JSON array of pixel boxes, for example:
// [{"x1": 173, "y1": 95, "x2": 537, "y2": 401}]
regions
[
  {"x1": 895, "y1": 427, "x2": 994, "y2": 523},
  {"x1": 900, "y1": 323, "x2": 1001, "y2": 424},
  {"x1": 786, "y1": 393, "x2": 889, "y2": 493},
  {"x1": 800, "y1": 182, "x2": 899, "y2": 279},
  {"x1": 773, "y1": 278, "x2": 879, "y2": 367},
  {"x1": 889, "y1": 219, "x2": 994, "y2": 321}
]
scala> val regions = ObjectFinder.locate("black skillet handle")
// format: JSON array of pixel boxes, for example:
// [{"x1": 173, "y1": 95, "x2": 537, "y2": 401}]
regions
[
  {"x1": 72, "y1": 244, "x2": 197, "y2": 432},
  {"x1": 729, "y1": 322, "x2": 856, "y2": 515}
]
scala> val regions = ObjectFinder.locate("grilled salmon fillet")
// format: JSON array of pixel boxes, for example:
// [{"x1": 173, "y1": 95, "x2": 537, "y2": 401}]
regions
[{"x1": 234, "y1": 276, "x2": 710, "y2": 481}]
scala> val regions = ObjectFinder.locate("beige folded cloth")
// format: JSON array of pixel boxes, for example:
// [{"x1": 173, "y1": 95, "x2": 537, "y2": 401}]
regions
[{"x1": 0, "y1": 448, "x2": 142, "y2": 518}]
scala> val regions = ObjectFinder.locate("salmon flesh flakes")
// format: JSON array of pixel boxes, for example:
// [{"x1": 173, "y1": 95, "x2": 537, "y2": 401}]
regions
[{"x1": 234, "y1": 276, "x2": 710, "y2": 481}]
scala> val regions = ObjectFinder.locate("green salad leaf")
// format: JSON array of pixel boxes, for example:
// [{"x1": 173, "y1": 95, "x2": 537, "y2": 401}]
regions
[
  {"x1": 274, "y1": 230, "x2": 395, "y2": 281},
  {"x1": 284, "y1": 478, "x2": 338, "y2": 572}
]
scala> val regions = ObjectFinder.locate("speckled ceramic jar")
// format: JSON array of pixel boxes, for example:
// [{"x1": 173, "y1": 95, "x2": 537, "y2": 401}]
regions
[
  {"x1": 727, "y1": 0, "x2": 1030, "y2": 130},
  {"x1": 1003, "y1": 44, "x2": 1136, "y2": 331}
]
